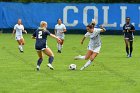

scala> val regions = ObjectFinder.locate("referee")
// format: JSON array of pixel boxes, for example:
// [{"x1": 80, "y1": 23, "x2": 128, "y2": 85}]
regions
[{"x1": 123, "y1": 17, "x2": 135, "y2": 58}]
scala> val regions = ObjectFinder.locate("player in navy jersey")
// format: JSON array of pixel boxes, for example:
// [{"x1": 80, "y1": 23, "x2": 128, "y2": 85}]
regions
[
  {"x1": 32, "y1": 21, "x2": 61, "y2": 71},
  {"x1": 123, "y1": 17, "x2": 135, "y2": 58}
]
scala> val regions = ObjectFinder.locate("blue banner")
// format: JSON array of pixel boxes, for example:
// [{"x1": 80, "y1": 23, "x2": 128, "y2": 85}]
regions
[{"x1": 0, "y1": 2, "x2": 140, "y2": 30}]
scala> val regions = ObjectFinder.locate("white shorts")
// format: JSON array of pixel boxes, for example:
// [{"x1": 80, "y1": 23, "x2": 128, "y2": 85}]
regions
[
  {"x1": 88, "y1": 45, "x2": 101, "y2": 53},
  {"x1": 15, "y1": 35, "x2": 23, "y2": 40}
]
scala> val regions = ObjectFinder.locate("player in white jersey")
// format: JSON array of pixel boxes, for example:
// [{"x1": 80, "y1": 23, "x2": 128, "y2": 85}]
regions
[
  {"x1": 54, "y1": 18, "x2": 66, "y2": 53},
  {"x1": 12, "y1": 19, "x2": 27, "y2": 52},
  {"x1": 74, "y1": 22, "x2": 106, "y2": 70}
]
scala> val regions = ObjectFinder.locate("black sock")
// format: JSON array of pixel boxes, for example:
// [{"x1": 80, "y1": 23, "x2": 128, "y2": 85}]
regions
[
  {"x1": 49, "y1": 56, "x2": 54, "y2": 64},
  {"x1": 130, "y1": 41, "x2": 133, "y2": 56},
  {"x1": 126, "y1": 46, "x2": 129, "y2": 55},
  {"x1": 37, "y1": 58, "x2": 43, "y2": 66}
]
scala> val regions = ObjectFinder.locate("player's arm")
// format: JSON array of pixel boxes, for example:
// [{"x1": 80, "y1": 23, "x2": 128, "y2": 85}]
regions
[
  {"x1": 100, "y1": 25, "x2": 106, "y2": 32},
  {"x1": 12, "y1": 29, "x2": 16, "y2": 37},
  {"x1": 81, "y1": 36, "x2": 86, "y2": 45},
  {"x1": 62, "y1": 29, "x2": 67, "y2": 33},
  {"x1": 54, "y1": 29, "x2": 57, "y2": 35},
  {"x1": 31, "y1": 36, "x2": 36, "y2": 39},
  {"x1": 129, "y1": 25, "x2": 135, "y2": 32},
  {"x1": 61, "y1": 25, "x2": 67, "y2": 33},
  {"x1": 23, "y1": 30, "x2": 27, "y2": 34},
  {"x1": 31, "y1": 31, "x2": 36, "y2": 39},
  {"x1": 123, "y1": 24, "x2": 126, "y2": 32},
  {"x1": 50, "y1": 34, "x2": 62, "y2": 43},
  {"x1": 22, "y1": 26, "x2": 27, "y2": 34}
]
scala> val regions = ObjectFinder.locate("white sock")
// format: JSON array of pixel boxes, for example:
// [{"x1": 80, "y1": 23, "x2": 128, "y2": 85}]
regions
[
  {"x1": 76, "y1": 55, "x2": 85, "y2": 60},
  {"x1": 58, "y1": 44, "x2": 61, "y2": 50},
  {"x1": 60, "y1": 44, "x2": 62, "y2": 50},
  {"x1": 19, "y1": 45, "x2": 22, "y2": 50},
  {"x1": 84, "y1": 60, "x2": 92, "y2": 68},
  {"x1": 21, "y1": 45, "x2": 23, "y2": 51},
  {"x1": 19, "y1": 45, "x2": 23, "y2": 51},
  {"x1": 57, "y1": 44, "x2": 59, "y2": 50}
]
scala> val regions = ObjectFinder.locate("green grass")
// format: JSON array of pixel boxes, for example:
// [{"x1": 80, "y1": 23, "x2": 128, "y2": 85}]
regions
[{"x1": 0, "y1": 34, "x2": 140, "y2": 93}]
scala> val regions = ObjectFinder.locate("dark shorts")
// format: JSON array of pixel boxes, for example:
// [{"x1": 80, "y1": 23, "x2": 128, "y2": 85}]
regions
[
  {"x1": 124, "y1": 35, "x2": 134, "y2": 41},
  {"x1": 35, "y1": 45, "x2": 48, "y2": 51}
]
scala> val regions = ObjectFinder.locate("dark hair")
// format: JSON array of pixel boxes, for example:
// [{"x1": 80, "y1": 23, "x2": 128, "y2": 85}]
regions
[
  {"x1": 86, "y1": 24, "x2": 93, "y2": 29},
  {"x1": 57, "y1": 18, "x2": 62, "y2": 22},
  {"x1": 126, "y1": 17, "x2": 130, "y2": 20}
]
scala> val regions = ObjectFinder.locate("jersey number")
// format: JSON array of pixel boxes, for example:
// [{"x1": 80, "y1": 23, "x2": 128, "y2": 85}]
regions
[{"x1": 38, "y1": 31, "x2": 42, "y2": 39}]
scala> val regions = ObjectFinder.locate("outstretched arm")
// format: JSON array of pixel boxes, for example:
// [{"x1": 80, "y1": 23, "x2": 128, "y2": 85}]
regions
[
  {"x1": 81, "y1": 36, "x2": 86, "y2": 45},
  {"x1": 23, "y1": 30, "x2": 27, "y2": 34},
  {"x1": 50, "y1": 34, "x2": 62, "y2": 43},
  {"x1": 100, "y1": 25, "x2": 106, "y2": 32}
]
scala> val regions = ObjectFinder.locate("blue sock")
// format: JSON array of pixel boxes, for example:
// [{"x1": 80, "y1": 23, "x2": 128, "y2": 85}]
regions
[
  {"x1": 49, "y1": 56, "x2": 54, "y2": 64},
  {"x1": 37, "y1": 58, "x2": 43, "y2": 66}
]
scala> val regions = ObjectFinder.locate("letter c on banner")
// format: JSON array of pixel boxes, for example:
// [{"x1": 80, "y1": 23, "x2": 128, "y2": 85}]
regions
[{"x1": 63, "y1": 6, "x2": 78, "y2": 26}]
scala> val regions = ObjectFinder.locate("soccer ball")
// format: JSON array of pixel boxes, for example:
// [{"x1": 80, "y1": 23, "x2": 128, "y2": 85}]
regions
[{"x1": 69, "y1": 64, "x2": 76, "y2": 70}]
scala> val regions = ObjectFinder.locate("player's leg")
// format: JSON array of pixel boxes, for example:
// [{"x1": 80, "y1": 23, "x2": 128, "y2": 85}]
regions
[
  {"x1": 74, "y1": 50, "x2": 93, "y2": 60},
  {"x1": 80, "y1": 52, "x2": 98, "y2": 70},
  {"x1": 19, "y1": 38, "x2": 25, "y2": 52},
  {"x1": 129, "y1": 40, "x2": 133, "y2": 57},
  {"x1": 43, "y1": 48, "x2": 54, "y2": 70},
  {"x1": 124, "y1": 39, "x2": 129, "y2": 57},
  {"x1": 57, "y1": 38, "x2": 64, "y2": 53},
  {"x1": 36, "y1": 51, "x2": 43, "y2": 71},
  {"x1": 80, "y1": 46, "x2": 101, "y2": 70},
  {"x1": 17, "y1": 39, "x2": 23, "y2": 52}
]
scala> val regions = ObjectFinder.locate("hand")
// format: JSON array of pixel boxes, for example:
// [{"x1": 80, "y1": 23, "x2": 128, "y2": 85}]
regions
[
  {"x1": 123, "y1": 30, "x2": 126, "y2": 32},
  {"x1": 57, "y1": 38, "x2": 62, "y2": 43},
  {"x1": 24, "y1": 30, "x2": 27, "y2": 34},
  {"x1": 100, "y1": 25, "x2": 104, "y2": 29},
  {"x1": 60, "y1": 31, "x2": 63, "y2": 34},
  {"x1": 127, "y1": 30, "x2": 130, "y2": 32}
]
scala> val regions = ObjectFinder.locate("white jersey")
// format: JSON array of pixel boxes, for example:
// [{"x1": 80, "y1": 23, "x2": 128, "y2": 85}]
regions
[
  {"x1": 14, "y1": 24, "x2": 24, "y2": 36},
  {"x1": 55, "y1": 24, "x2": 66, "y2": 37},
  {"x1": 85, "y1": 28, "x2": 102, "y2": 48}
]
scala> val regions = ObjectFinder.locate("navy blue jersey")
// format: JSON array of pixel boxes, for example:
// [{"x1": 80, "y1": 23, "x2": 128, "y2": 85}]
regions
[
  {"x1": 32, "y1": 28, "x2": 51, "y2": 50},
  {"x1": 123, "y1": 24, "x2": 135, "y2": 37}
]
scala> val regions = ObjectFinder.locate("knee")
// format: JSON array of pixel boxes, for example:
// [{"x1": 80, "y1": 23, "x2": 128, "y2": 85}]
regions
[
  {"x1": 85, "y1": 56, "x2": 89, "y2": 60},
  {"x1": 39, "y1": 57, "x2": 43, "y2": 60},
  {"x1": 50, "y1": 54, "x2": 54, "y2": 57}
]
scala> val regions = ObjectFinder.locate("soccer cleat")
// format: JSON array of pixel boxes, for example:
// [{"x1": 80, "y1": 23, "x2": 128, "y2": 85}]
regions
[
  {"x1": 57, "y1": 50, "x2": 61, "y2": 53},
  {"x1": 47, "y1": 64, "x2": 54, "y2": 70},
  {"x1": 127, "y1": 54, "x2": 130, "y2": 58},
  {"x1": 127, "y1": 54, "x2": 132, "y2": 58},
  {"x1": 36, "y1": 65, "x2": 40, "y2": 71},
  {"x1": 74, "y1": 55, "x2": 82, "y2": 60},
  {"x1": 80, "y1": 66, "x2": 85, "y2": 71},
  {"x1": 18, "y1": 48, "x2": 24, "y2": 53}
]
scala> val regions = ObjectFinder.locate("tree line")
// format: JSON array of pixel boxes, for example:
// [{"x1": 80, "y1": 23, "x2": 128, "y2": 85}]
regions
[{"x1": 0, "y1": 0, "x2": 139, "y2": 3}]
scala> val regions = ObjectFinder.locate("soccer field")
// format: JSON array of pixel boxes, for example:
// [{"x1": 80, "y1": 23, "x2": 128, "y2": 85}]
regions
[{"x1": 0, "y1": 34, "x2": 140, "y2": 93}]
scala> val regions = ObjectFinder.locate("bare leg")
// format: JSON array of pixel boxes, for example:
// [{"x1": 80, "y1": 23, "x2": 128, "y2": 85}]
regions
[
  {"x1": 74, "y1": 50, "x2": 93, "y2": 60},
  {"x1": 80, "y1": 52, "x2": 98, "y2": 70},
  {"x1": 43, "y1": 48, "x2": 54, "y2": 70},
  {"x1": 36, "y1": 51, "x2": 43, "y2": 71},
  {"x1": 124, "y1": 39, "x2": 129, "y2": 56}
]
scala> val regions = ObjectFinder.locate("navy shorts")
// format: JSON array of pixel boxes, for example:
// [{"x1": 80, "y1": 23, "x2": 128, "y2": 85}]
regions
[{"x1": 124, "y1": 35, "x2": 133, "y2": 41}]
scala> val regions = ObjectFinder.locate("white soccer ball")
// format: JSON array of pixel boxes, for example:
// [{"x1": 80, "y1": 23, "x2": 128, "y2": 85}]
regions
[{"x1": 69, "y1": 64, "x2": 76, "y2": 70}]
